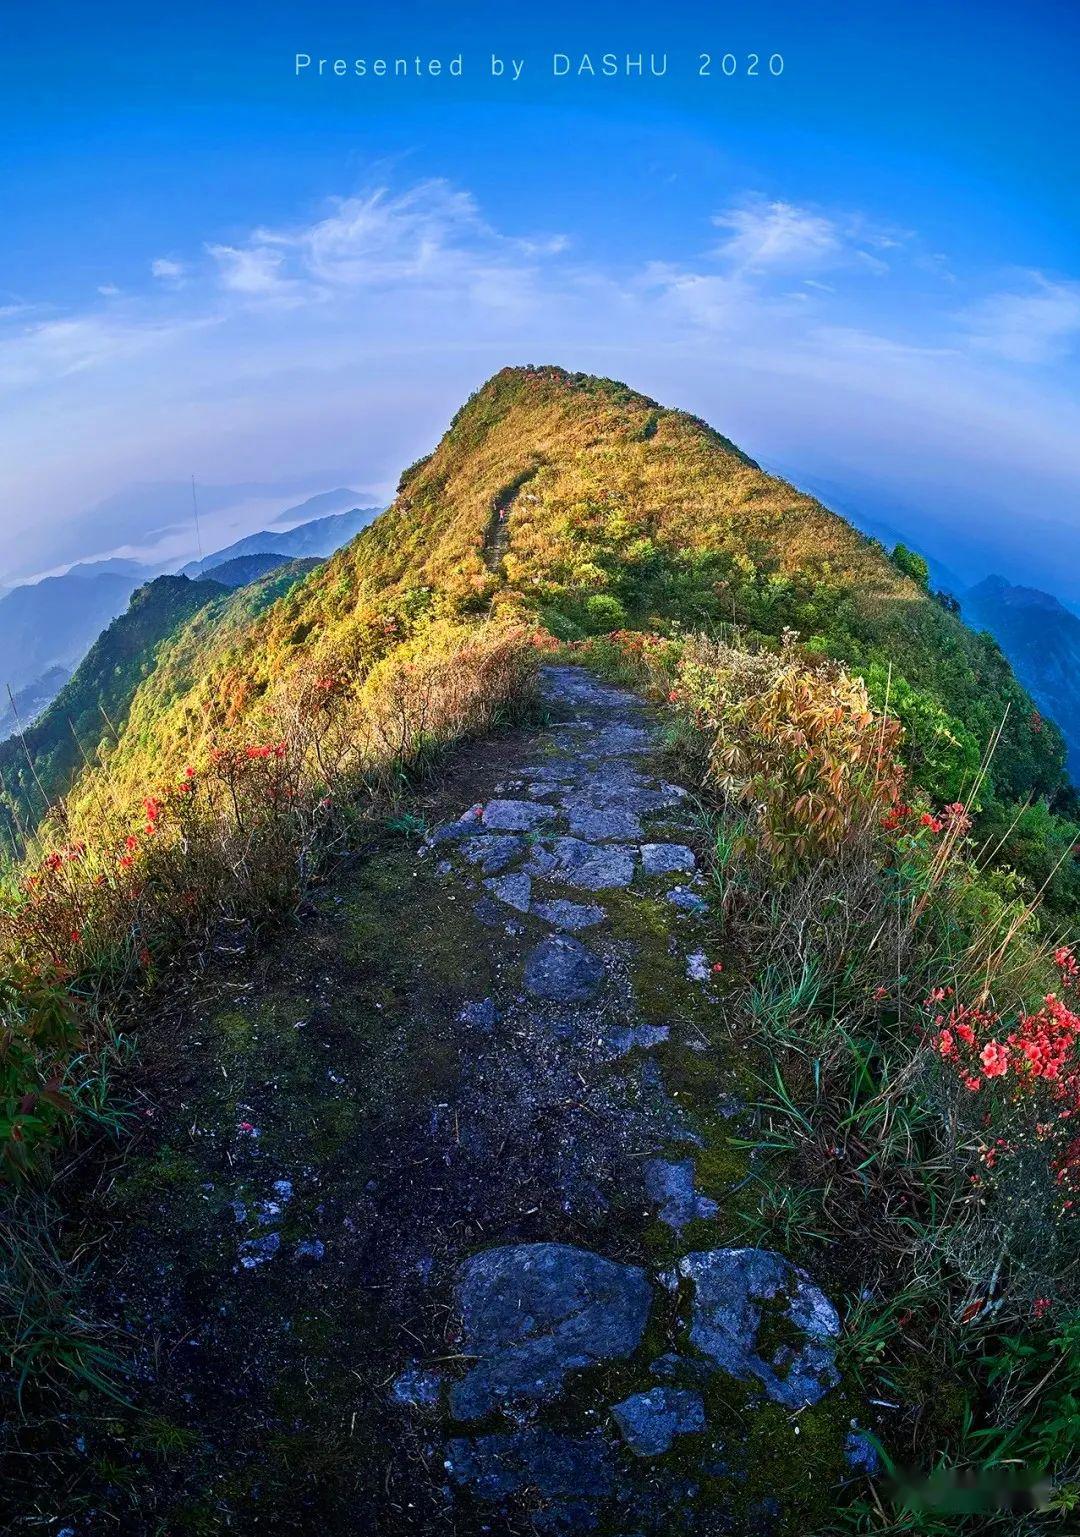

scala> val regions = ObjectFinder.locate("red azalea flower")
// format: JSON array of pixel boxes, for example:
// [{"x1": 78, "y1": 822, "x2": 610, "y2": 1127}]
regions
[{"x1": 980, "y1": 1041, "x2": 1009, "y2": 1078}]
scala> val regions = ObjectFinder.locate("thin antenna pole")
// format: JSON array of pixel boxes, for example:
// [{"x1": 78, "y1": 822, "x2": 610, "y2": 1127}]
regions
[{"x1": 191, "y1": 475, "x2": 204, "y2": 565}]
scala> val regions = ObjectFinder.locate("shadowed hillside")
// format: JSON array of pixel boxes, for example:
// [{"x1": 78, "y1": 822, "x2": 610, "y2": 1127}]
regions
[
  {"x1": 965, "y1": 574, "x2": 1080, "y2": 781},
  {"x1": 0, "y1": 561, "x2": 320, "y2": 841}
]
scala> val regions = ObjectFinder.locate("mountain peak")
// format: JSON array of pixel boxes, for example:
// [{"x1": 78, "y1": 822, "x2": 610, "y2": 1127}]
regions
[{"x1": 969, "y1": 573, "x2": 1068, "y2": 615}]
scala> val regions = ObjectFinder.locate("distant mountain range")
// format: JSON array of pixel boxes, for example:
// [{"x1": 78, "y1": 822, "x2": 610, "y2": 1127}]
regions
[
  {"x1": 963, "y1": 576, "x2": 1080, "y2": 780},
  {"x1": 0, "y1": 558, "x2": 325, "y2": 836},
  {"x1": 0, "y1": 493, "x2": 380, "y2": 738},
  {"x1": 0, "y1": 575, "x2": 228, "y2": 830},
  {"x1": 199, "y1": 552, "x2": 304, "y2": 589},
  {"x1": 267, "y1": 488, "x2": 365, "y2": 526},
  {"x1": 0, "y1": 570, "x2": 143, "y2": 697},
  {"x1": 0, "y1": 665, "x2": 71, "y2": 742},
  {"x1": 180, "y1": 506, "x2": 380, "y2": 578}
]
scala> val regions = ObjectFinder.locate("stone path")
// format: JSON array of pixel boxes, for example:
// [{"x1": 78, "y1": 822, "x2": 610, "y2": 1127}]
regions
[
  {"x1": 396, "y1": 666, "x2": 854, "y2": 1532},
  {"x1": 35, "y1": 664, "x2": 869, "y2": 1537}
]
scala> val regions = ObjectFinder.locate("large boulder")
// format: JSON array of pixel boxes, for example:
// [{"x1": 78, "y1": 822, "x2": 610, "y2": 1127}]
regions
[
  {"x1": 677, "y1": 1248, "x2": 840, "y2": 1409},
  {"x1": 450, "y1": 1243, "x2": 651, "y2": 1420}
]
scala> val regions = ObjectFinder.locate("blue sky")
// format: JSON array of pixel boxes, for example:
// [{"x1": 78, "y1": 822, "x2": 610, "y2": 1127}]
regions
[{"x1": 2, "y1": 0, "x2": 1078, "y2": 594}]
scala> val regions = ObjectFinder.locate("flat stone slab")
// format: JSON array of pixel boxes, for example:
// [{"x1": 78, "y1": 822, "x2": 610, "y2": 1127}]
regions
[
  {"x1": 611, "y1": 1387, "x2": 705, "y2": 1456},
  {"x1": 677, "y1": 1248, "x2": 841, "y2": 1409},
  {"x1": 584, "y1": 725, "x2": 654, "y2": 757},
  {"x1": 552, "y1": 837, "x2": 635, "y2": 891},
  {"x1": 482, "y1": 799, "x2": 556, "y2": 832},
  {"x1": 643, "y1": 1158, "x2": 719, "y2": 1231},
  {"x1": 567, "y1": 807, "x2": 643, "y2": 842},
  {"x1": 524, "y1": 935, "x2": 605, "y2": 1003},
  {"x1": 460, "y1": 834, "x2": 525, "y2": 873},
  {"x1": 523, "y1": 845, "x2": 558, "y2": 877},
  {"x1": 641, "y1": 843, "x2": 696, "y2": 876},
  {"x1": 484, "y1": 873, "x2": 532, "y2": 913},
  {"x1": 666, "y1": 886, "x2": 709, "y2": 915},
  {"x1": 532, "y1": 898, "x2": 606, "y2": 932},
  {"x1": 450, "y1": 1243, "x2": 651, "y2": 1420}
]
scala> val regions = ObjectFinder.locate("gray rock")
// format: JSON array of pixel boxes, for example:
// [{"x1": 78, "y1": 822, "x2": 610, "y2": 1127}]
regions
[
  {"x1": 445, "y1": 1427, "x2": 616, "y2": 1505},
  {"x1": 428, "y1": 812, "x2": 486, "y2": 845},
  {"x1": 450, "y1": 1243, "x2": 651, "y2": 1419},
  {"x1": 641, "y1": 843, "x2": 696, "y2": 876},
  {"x1": 484, "y1": 872, "x2": 532, "y2": 913},
  {"x1": 255, "y1": 1177, "x2": 294, "y2": 1225},
  {"x1": 666, "y1": 886, "x2": 709, "y2": 915},
  {"x1": 643, "y1": 1159, "x2": 719, "y2": 1231},
  {"x1": 524, "y1": 935, "x2": 605, "y2": 1003},
  {"x1": 523, "y1": 845, "x2": 558, "y2": 877},
  {"x1": 532, "y1": 898, "x2": 606, "y2": 932},
  {"x1": 844, "y1": 1429, "x2": 880, "y2": 1476},
  {"x1": 686, "y1": 952, "x2": 712, "y2": 982},
  {"x1": 611, "y1": 1387, "x2": 705, "y2": 1456},
  {"x1": 567, "y1": 807, "x2": 643, "y2": 842},
  {"x1": 605, "y1": 1023, "x2": 669, "y2": 1057},
  {"x1": 390, "y1": 1362, "x2": 443, "y2": 1412},
  {"x1": 522, "y1": 763, "x2": 575, "y2": 784},
  {"x1": 460, "y1": 834, "x2": 525, "y2": 873},
  {"x1": 552, "y1": 837, "x2": 635, "y2": 891},
  {"x1": 482, "y1": 799, "x2": 555, "y2": 832},
  {"x1": 238, "y1": 1232, "x2": 281, "y2": 1269},
  {"x1": 458, "y1": 997, "x2": 498, "y2": 1032},
  {"x1": 677, "y1": 1248, "x2": 841, "y2": 1409},
  {"x1": 294, "y1": 1238, "x2": 325, "y2": 1262},
  {"x1": 588, "y1": 725, "x2": 654, "y2": 756}
]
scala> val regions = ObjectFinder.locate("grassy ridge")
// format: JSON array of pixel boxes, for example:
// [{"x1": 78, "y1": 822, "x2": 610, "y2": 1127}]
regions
[
  {"x1": 48, "y1": 368, "x2": 1067, "y2": 836},
  {"x1": 2, "y1": 367, "x2": 1078, "y2": 1516}
]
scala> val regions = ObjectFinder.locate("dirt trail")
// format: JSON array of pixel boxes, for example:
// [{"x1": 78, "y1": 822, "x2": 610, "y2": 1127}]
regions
[{"x1": 14, "y1": 666, "x2": 867, "y2": 1536}]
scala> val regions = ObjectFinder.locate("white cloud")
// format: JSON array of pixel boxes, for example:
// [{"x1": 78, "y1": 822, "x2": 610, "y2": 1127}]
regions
[
  {"x1": 712, "y1": 199, "x2": 840, "y2": 270},
  {"x1": 1, "y1": 177, "x2": 1078, "y2": 598},
  {"x1": 0, "y1": 311, "x2": 214, "y2": 390},
  {"x1": 207, "y1": 242, "x2": 293, "y2": 298},
  {"x1": 960, "y1": 273, "x2": 1080, "y2": 363},
  {"x1": 151, "y1": 257, "x2": 186, "y2": 282},
  {"x1": 97, "y1": 283, "x2": 121, "y2": 297}
]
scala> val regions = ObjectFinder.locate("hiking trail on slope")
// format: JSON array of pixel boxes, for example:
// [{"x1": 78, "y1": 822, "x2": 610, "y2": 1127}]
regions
[{"x1": 19, "y1": 666, "x2": 873, "y2": 1536}]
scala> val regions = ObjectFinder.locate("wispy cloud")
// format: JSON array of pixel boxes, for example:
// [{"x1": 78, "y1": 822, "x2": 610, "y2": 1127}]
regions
[
  {"x1": 959, "y1": 272, "x2": 1080, "y2": 363},
  {"x1": 0, "y1": 177, "x2": 1077, "y2": 596},
  {"x1": 151, "y1": 257, "x2": 186, "y2": 283},
  {"x1": 207, "y1": 242, "x2": 294, "y2": 298},
  {"x1": 712, "y1": 199, "x2": 840, "y2": 270}
]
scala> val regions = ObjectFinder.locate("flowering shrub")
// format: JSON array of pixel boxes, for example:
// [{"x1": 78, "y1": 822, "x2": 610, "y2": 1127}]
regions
[{"x1": 931, "y1": 949, "x2": 1080, "y2": 1246}]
